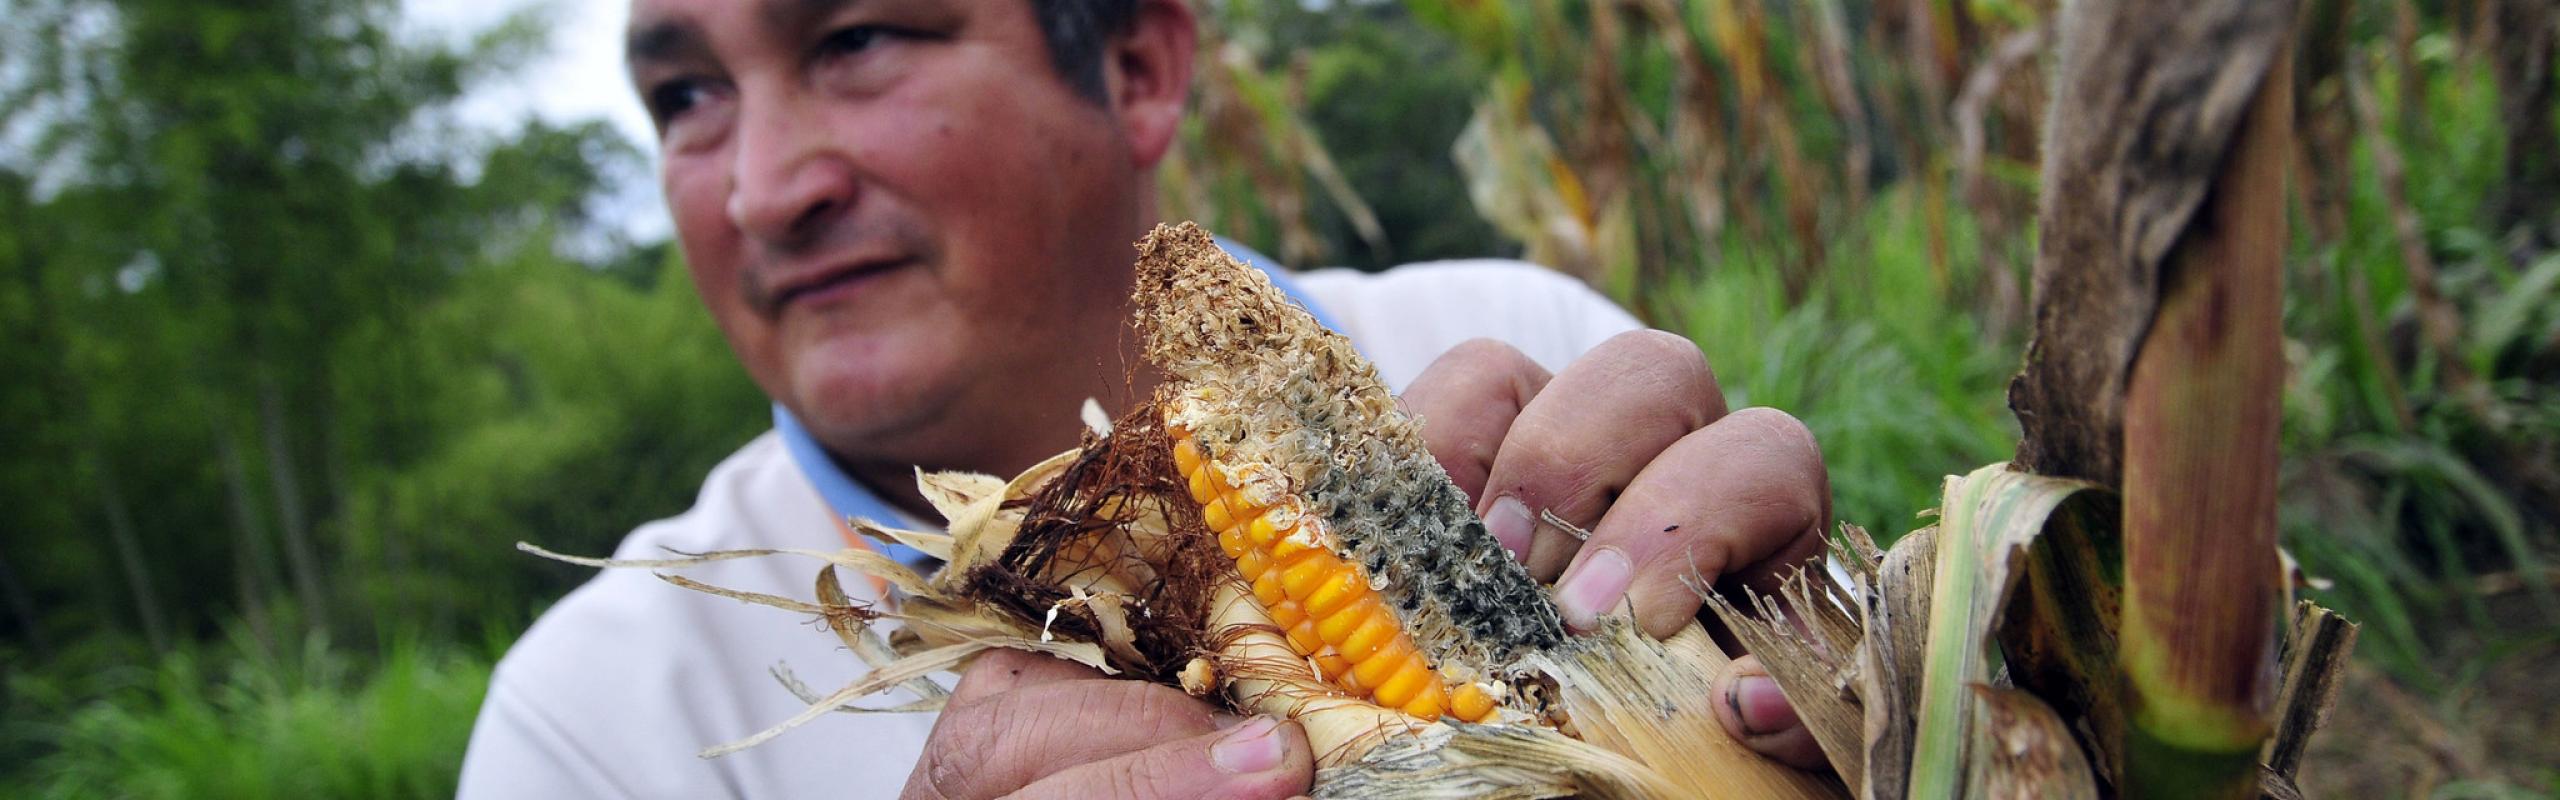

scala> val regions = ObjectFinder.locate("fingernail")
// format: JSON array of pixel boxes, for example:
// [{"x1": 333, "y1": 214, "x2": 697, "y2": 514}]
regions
[
  {"x1": 1554, "y1": 547, "x2": 1631, "y2": 631},
  {"x1": 1731, "y1": 676, "x2": 1799, "y2": 736},
  {"x1": 1487, "y1": 496, "x2": 1532, "y2": 561},
  {"x1": 1211, "y1": 716, "x2": 1285, "y2": 774}
]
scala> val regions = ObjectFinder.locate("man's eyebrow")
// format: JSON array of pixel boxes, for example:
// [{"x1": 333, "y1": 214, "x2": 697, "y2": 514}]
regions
[
  {"x1": 625, "y1": 18, "x2": 707, "y2": 68},
  {"x1": 761, "y1": 0, "x2": 863, "y2": 39}
]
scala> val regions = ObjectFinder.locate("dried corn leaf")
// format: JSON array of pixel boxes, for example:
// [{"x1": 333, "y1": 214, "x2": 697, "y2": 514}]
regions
[
  {"x1": 1859, "y1": 525, "x2": 1936, "y2": 800},
  {"x1": 1316, "y1": 723, "x2": 1672, "y2": 800},
  {"x1": 1966, "y1": 685, "x2": 2100, "y2": 799},
  {"x1": 769, "y1": 662, "x2": 946, "y2": 715},
  {"x1": 845, "y1": 518, "x2": 955, "y2": 565},
  {"x1": 2010, "y1": 0, "x2": 2297, "y2": 486},
  {"x1": 700, "y1": 635, "x2": 1104, "y2": 759},
  {"x1": 814, "y1": 567, "x2": 948, "y2": 702},
  {"x1": 1530, "y1": 619, "x2": 1847, "y2": 799},
  {"x1": 2261, "y1": 601, "x2": 2357, "y2": 781},
  {"x1": 514, "y1": 542, "x2": 927, "y2": 596},
  {"x1": 1707, "y1": 577, "x2": 1867, "y2": 796}
]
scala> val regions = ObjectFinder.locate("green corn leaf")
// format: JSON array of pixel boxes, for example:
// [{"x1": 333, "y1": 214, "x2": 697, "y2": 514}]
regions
[{"x1": 1910, "y1": 463, "x2": 2112, "y2": 798}]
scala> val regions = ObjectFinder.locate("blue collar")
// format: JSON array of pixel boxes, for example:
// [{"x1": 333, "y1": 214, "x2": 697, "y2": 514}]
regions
[{"x1": 775, "y1": 238, "x2": 1333, "y2": 566}]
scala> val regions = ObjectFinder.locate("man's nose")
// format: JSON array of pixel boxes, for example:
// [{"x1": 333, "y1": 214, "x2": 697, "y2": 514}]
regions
[{"x1": 727, "y1": 90, "x2": 856, "y2": 248}]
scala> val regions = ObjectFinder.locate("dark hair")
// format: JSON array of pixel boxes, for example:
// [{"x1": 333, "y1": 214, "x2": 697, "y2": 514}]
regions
[{"x1": 1029, "y1": 0, "x2": 1141, "y2": 102}]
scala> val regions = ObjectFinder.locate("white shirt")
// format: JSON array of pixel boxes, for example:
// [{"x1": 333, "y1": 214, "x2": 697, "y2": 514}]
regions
[{"x1": 457, "y1": 261, "x2": 1641, "y2": 799}]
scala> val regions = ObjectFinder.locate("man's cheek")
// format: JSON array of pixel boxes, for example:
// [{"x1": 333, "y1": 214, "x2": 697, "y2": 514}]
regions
[{"x1": 663, "y1": 158, "x2": 737, "y2": 242}]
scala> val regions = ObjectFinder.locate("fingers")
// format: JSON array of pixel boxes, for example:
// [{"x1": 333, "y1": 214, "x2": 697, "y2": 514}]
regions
[
  {"x1": 1401, "y1": 338, "x2": 1552, "y2": 504},
  {"x1": 907, "y1": 657, "x2": 1229, "y2": 799},
  {"x1": 1010, "y1": 716, "x2": 1314, "y2": 800},
  {"x1": 1476, "y1": 330, "x2": 1726, "y2": 580},
  {"x1": 1712, "y1": 654, "x2": 1830, "y2": 769},
  {"x1": 1552, "y1": 407, "x2": 1830, "y2": 637}
]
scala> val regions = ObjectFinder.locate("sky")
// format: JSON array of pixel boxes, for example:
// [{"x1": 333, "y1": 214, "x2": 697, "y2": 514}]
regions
[{"x1": 398, "y1": 0, "x2": 669, "y2": 240}]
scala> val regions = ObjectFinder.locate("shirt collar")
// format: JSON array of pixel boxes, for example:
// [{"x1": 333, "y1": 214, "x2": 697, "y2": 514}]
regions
[{"x1": 774, "y1": 238, "x2": 1332, "y2": 565}]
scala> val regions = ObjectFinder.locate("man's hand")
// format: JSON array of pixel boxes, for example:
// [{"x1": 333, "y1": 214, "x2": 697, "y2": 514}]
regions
[
  {"x1": 901, "y1": 649, "x2": 1314, "y2": 799},
  {"x1": 1403, "y1": 331, "x2": 1831, "y2": 768}
]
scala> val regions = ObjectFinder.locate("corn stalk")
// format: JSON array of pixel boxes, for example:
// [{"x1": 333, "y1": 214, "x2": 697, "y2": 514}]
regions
[
  {"x1": 2117, "y1": 42, "x2": 2292, "y2": 800},
  {"x1": 2010, "y1": 0, "x2": 2299, "y2": 796}
]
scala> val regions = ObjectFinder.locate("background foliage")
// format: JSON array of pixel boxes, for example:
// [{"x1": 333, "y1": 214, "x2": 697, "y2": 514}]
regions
[{"x1": 3, "y1": 0, "x2": 2554, "y2": 796}]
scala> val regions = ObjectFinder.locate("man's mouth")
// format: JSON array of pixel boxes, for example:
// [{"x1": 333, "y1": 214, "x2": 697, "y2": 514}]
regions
[{"x1": 761, "y1": 258, "x2": 911, "y2": 317}]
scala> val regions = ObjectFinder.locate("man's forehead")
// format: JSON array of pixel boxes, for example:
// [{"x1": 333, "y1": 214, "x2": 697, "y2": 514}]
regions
[{"x1": 625, "y1": 0, "x2": 859, "y2": 60}]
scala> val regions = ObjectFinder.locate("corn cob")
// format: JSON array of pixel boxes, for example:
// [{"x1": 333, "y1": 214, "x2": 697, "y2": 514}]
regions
[
  {"x1": 1128, "y1": 225, "x2": 1837, "y2": 800},
  {"x1": 1133, "y1": 223, "x2": 1570, "y2": 730}
]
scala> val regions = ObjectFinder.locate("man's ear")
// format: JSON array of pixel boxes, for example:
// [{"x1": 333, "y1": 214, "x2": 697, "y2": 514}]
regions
[{"x1": 1104, "y1": 0, "x2": 1197, "y2": 170}]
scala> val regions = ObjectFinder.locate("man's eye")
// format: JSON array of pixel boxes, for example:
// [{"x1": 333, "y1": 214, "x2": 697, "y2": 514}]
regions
[
  {"x1": 647, "y1": 78, "x2": 718, "y2": 125},
  {"x1": 815, "y1": 25, "x2": 904, "y2": 62}
]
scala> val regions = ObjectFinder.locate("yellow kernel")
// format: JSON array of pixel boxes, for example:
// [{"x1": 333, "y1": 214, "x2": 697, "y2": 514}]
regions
[
  {"x1": 1401, "y1": 685, "x2": 1447, "y2": 721},
  {"x1": 1187, "y1": 466, "x2": 1218, "y2": 505},
  {"x1": 1286, "y1": 617, "x2": 1325, "y2": 654},
  {"x1": 1373, "y1": 658, "x2": 1434, "y2": 709},
  {"x1": 1352, "y1": 638, "x2": 1411, "y2": 688},
  {"x1": 1315, "y1": 650, "x2": 1352, "y2": 682},
  {"x1": 1172, "y1": 436, "x2": 1203, "y2": 478},
  {"x1": 1315, "y1": 595, "x2": 1373, "y2": 645},
  {"x1": 1279, "y1": 552, "x2": 1335, "y2": 601},
  {"x1": 1269, "y1": 532, "x2": 1319, "y2": 562},
  {"x1": 1267, "y1": 600, "x2": 1304, "y2": 630},
  {"x1": 1452, "y1": 682, "x2": 1497, "y2": 723},
  {"x1": 1252, "y1": 570, "x2": 1287, "y2": 606},
  {"x1": 1203, "y1": 497, "x2": 1238, "y2": 532},
  {"x1": 1218, "y1": 526, "x2": 1250, "y2": 558},
  {"x1": 1179, "y1": 657, "x2": 1217, "y2": 697},
  {"x1": 1236, "y1": 545, "x2": 1271, "y2": 579},
  {"x1": 1221, "y1": 491, "x2": 1269, "y2": 525},
  {"x1": 1303, "y1": 569, "x2": 1365, "y2": 619},
  {"x1": 1337, "y1": 610, "x2": 1395, "y2": 660},
  {"x1": 1247, "y1": 515, "x2": 1286, "y2": 547}
]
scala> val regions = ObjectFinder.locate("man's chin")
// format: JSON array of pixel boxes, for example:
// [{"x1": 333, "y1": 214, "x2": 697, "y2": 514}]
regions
[{"x1": 783, "y1": 363, "x2": 952, "y2": 455}]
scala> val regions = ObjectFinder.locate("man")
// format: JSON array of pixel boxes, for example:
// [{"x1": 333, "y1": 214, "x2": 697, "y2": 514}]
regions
[{"x1": 458, "y1": 0, "x2": 1827, "y2": 796}]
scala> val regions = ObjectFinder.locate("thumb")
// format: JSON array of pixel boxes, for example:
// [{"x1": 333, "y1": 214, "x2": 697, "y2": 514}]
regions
[
  {"x1": 1712, "y1": 654, "x2": 1831, "y2": 770},
  {"x1": 1011, "y1": 716, "x2": 1314, "y2": 800}
]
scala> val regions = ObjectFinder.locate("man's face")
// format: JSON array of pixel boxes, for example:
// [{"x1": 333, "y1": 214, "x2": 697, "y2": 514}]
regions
[{"x1": 629, "y1": 0, "x2": 1160, "y2": 468}]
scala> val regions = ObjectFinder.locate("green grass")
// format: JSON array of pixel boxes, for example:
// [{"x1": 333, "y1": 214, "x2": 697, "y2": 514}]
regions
[
  {"x1": 3, "y1": 633, "x2": 493, "y2": 800},
  {"x1": 1662, "y1": 188, "x2": 2024, "y2": 542}
]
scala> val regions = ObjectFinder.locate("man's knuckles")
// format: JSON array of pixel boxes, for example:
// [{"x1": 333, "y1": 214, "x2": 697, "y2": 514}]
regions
[
  {"x1": 1580, "y1": 329, "x2": 1721, "y2": 424},
  {"x1": 1428, "y1": 337, "x2": 1543, "y2": 379}
]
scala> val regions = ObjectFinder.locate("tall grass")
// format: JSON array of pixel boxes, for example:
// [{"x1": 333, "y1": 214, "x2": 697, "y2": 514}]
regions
[
  {"x1": 2271, "y1": 56, "x2": 2560, "y2": 686},
  {"x1": 1662, "y1": 187, "x2": 2021, "y2": 539},
  {"x1": 2, "y1": 632, "x2": 492, "y2": 799}
]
